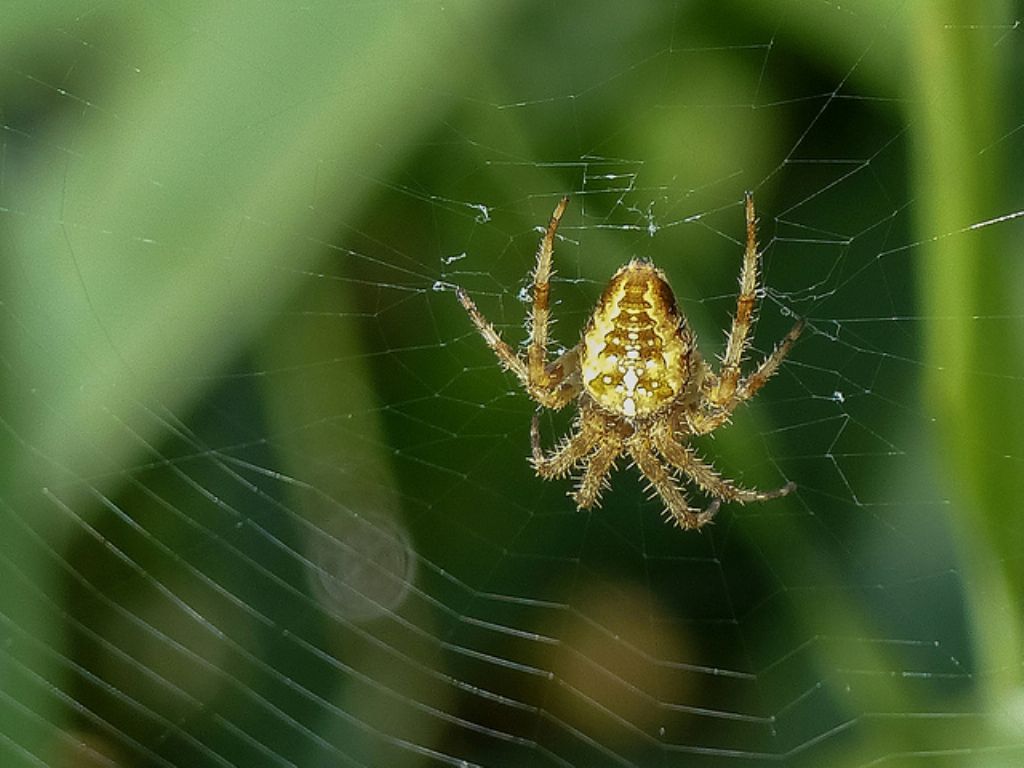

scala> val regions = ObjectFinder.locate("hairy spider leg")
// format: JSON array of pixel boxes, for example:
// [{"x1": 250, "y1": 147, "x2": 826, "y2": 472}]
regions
[
  {"x1": 571, "y1": 437, "x2": 621, "y2": 511},
  {"x1": 737, "y1": 318, "x2": 805, "y2": 402},
  {"x1": 627, "y1": 436, "x2": 718, "y2": 530},
  {"x1": 456, "y1": 198, "x2": 581, "y2": 410},
  {"x1": 694, "y1": 192, "x2": 803, "y2": 434},
  {"x1": 455, "y1": 286, "x2": 529, "y2": 384},
  {"x1": 531, "y1": 406, "x2": 601, "y2": 479},
  {"x1": 527, "y1": 196, "x2": 570, "y2": 388},
  {"x1": 713, "y1": 190, "x2": 763, "y2": 405},
  {"x1": 652, "y1": 422, "x2": 794, "y2": 502},
  {"x1": 690, "y1": 317, "x2": 804, "y2": 435}
]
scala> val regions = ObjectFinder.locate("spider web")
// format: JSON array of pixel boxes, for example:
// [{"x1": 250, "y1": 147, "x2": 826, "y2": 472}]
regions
[{"x1": 2, "y1": 2, "x2": 1024, "y2": 766}]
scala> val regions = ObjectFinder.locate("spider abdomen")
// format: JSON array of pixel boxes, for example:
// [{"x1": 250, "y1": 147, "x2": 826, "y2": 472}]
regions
[{"x1": 580, "y1": 260, "x2": 691, "y2": 419}]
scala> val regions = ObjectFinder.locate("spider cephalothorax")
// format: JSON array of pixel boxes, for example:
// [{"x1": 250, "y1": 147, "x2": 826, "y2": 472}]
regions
[{"x1": 456, "y1": 193, "x2": 803, "y2": 529}]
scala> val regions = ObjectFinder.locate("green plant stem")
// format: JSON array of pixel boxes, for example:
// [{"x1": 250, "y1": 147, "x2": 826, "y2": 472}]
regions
[{"x1": 910, "y1": 0, "x2": 1022, "y2": 699}]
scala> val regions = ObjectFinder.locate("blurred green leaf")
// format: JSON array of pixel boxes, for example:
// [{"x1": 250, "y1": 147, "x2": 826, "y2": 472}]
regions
[{"x1": 910, "y1": 0, "x2": 1023, "y2": 704}]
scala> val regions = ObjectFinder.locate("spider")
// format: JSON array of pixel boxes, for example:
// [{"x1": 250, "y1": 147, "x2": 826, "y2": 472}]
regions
[{"x1": 455, "y1": 192, "x2": 804, "y2": 529}]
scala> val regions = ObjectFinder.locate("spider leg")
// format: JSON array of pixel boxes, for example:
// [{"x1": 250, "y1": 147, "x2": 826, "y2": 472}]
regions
[
  {"x1": 571, "y1": 437, "x2": 622, "y2": 511},
  {"x1": 694, "y1": 192, "x2": 804, "y2": 435},
  {"x1": 456, "y1": 287, "x2": 529, "y2": 386},
  {"x1": 712, "y1": 191, "x2": 762, "y2": 406},
  {"x1": 531, "y1": 406, "x2": 601, "y2": 479},
  {"x1": 457, "y1": 198, "x2": 580, "y2": 410},
  {"x1": 627, "y1": 438, "x2": 718, "y2": 530},
  {"x1": 538, "y1": 346, "x2": 583, "y2": 409},
  {"x1": 736, "y1": 318, "x2": 804, "y2": 402},
  {"x1": 456, "y1": 286, "x2": 582, "y2": 409},
  {"x1": 527, "y1": 197, "x2": 570, "y2": 390},
  {"x1": 691, "y1": 317, "x2": 804, "y2": 435},
  {"x1": 652, "y1": 426, "x2": 795, "y2": 502}
]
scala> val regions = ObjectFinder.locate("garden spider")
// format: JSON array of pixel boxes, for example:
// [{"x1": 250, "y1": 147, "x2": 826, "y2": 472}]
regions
[{"x1": 456, "y1": 193, "x2": 804, "y2": 529}]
